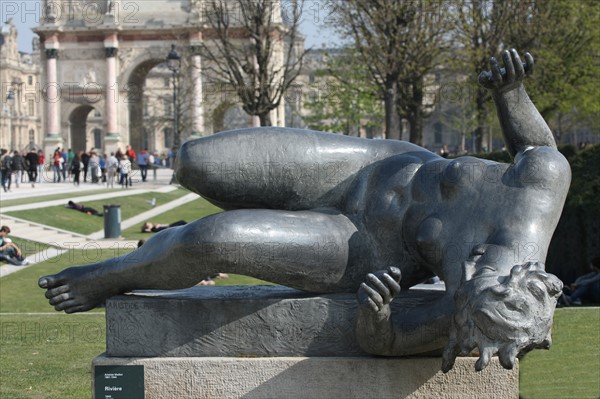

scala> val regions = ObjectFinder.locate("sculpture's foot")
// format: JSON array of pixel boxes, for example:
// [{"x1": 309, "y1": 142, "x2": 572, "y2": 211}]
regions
[{"x1": 39, "y1": 263, "x2": 123, "y2": 313}]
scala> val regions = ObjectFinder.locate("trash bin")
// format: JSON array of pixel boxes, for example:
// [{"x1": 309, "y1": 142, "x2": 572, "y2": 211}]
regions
[{"x1": 104, "y1": 204, "x2": 121, "y2": 238}]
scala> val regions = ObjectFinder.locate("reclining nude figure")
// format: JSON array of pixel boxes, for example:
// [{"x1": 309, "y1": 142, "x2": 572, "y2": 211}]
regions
[{"x1": 40, "y1": 50, "x2": 569, "y2": 372}]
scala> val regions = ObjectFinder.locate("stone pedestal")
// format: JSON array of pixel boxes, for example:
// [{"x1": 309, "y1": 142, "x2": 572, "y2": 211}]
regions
[
  {"x1": 94, "y1": 286, "x2": 519, "y2": 398},
  {"x1": 93, "y1": 355, "x2": 518, "y2": 399}
]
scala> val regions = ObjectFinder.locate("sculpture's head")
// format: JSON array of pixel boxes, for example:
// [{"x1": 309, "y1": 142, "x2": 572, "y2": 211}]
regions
[{"x1": 442, "y1": 261, "x2": 562, "y2": 372}]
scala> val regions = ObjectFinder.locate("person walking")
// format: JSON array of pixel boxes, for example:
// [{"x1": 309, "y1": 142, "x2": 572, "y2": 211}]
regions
[
  {"x1": 52, "y1": 150, "x2": 63, "y2": 182},
  {"x1": 0, "y1": 149, "x2": 12, "y2": 192},
  {"x1": 88, "y1": 152, "x2": 100, "y2": 183},
  {"x1": 81, "y1": 150, "x2": 90, "y2": 183},
  {"x1": 119, "y1": 154, "x2": 132, "y2": 188},
  {"x1": 11, "y1": 151, "x2": 26, "y2": 188},
  {"x1": 137, "y1": 148, "x2": 149, "y2": 182},
  {"x1": 25, "y1": 147, "x2": 39, "y2": 187},
  {"x1": 70, "y1": 154, "x2": 82, "y2": 186},
  {"x1": 61, "y1": 148, "x2": 68, "y2": 181},
  {"x1": 37, "y1": 150, "x2": 45, "y2": 183},
  {"x1": 106, "y1": 152, "x2": 119, "y2": 188}
]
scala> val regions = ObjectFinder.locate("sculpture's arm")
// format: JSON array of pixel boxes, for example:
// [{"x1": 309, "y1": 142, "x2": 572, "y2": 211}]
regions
[
  {"x1": 479, "y1": 49, "x2": 556, "y2": 158},
  {"x1": 355, "y1": 268, "x2": 452, "y2": 356}
]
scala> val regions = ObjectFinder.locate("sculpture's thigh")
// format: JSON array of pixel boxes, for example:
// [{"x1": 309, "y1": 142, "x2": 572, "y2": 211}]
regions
[{"x1": 184, "y1": 209, "x2": 359, "y2": 292}]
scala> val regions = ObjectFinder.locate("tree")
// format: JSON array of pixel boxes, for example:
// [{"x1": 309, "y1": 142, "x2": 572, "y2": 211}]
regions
[
  {"x1": 199, "y1": 0, "x2": 309, "y2": 126},
  {"x1": 450, "y1": 0, "x2": 599, "y2": 151},
  {"x1": 331, "y1": 1, "x2": 418, "y2": 139},
  {"x1": 450, "y1": 0, "x2": 525, "y2": 152},
  {"x1": 331, "y1": 1, "x2": 452, "y2": 143},
  {"x1": 304, "y1": 49, "x2": 383, "y2": 136},
  {"x1": 393, "y1": 0, "x2": 451, "y2": 145},
  {"x1": 505, "y1": 0, "x2": 599, "y2": 128}
]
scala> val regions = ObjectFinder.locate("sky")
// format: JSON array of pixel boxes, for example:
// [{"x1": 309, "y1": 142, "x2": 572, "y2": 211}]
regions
[{"x1": 2, "y1": 0, "x2": 341, "y2": 53}]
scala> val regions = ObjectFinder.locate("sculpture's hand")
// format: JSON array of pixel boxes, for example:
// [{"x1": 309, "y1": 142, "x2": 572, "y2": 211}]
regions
[
  {"x1": 478, "y1": 49, "x2": 533, "y2": 92},
  {"x1": 357, "y1": 267, "x2": 401, "y2": 313}
]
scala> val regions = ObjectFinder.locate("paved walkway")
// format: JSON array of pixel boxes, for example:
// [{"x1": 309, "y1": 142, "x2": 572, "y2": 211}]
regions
[{"x1": 0, "y1": 168, "x2": 199, "y2": 277}]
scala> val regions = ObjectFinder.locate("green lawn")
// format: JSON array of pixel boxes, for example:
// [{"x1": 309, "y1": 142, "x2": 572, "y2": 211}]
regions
[
  {"x1": 519, "y1": 307, "x2": 600, "y2": 399},
  {"x1": 0, "y1": 188, "x2": 118, "y2": 208},
  {"x1": 4, "y1": 189, "x2": 192, "y2": 235}
]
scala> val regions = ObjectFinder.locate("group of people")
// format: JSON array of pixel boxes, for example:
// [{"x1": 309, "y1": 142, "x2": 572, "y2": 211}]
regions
[
  {"x1": 0, "y1": 145, "x2": 178, "y2": 190},
  {"x1": 1, "y1": 147, "x2": 44, "y2": 192}
]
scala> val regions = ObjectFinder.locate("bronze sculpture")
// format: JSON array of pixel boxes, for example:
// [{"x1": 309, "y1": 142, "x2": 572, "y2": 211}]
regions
[{"x1": 40, "y1": 50, "x2": 569, "y2": 372}]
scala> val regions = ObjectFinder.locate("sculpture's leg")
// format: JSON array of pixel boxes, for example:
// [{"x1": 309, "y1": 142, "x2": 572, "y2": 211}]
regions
[
  {"x1": 174, "y1": 128, "x2": 431, "y2": 210},
  {"x1": 39, "y1": 209, "x2": 360, "y2": 313}
]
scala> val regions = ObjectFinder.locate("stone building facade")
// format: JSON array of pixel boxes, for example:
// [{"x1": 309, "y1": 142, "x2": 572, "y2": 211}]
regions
[
  {"x1": 33, "y1": 0, "x2": 287, "y2": 157},
  {"x1": 0, "y1": 18, "x2": 43, "y2": 152}
]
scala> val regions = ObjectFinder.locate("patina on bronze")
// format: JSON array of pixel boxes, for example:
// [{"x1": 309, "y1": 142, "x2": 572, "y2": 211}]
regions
[{"x1": 39, "y1": 50, "x2": 569, "y2": 372}]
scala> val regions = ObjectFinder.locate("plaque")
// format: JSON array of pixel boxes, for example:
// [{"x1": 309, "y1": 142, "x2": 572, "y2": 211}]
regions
[{"x1": 95, "y1": 365, "x2": 144, "y2": 399}]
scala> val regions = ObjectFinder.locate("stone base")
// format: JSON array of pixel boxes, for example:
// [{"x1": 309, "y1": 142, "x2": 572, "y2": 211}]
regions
[
  {"x1": 92, "y1": 354, "x2": 519, "y2": 399},
  {"x1": 106, "y1": 286, "x2": 445, "y2": 357}
]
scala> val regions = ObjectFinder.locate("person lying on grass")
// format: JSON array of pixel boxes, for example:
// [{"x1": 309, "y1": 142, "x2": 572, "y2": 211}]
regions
[{"x1": 66, "y1": 201, "x2": 103, "y2": 216}]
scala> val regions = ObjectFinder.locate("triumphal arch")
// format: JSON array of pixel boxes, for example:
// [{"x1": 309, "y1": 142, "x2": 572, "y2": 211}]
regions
[{"x1": 34, "y1": 0, "x2": 286, "y2": 156}]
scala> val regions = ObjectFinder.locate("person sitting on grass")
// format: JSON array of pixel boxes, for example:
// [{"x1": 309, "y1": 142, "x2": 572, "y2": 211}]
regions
[
  {"x1": 141, "y1": 220, "x2": 187, "y2": 233},
  {"x1": 562, "y1": 257, "x2": 600, "y2": 306},
  {"x1": 67, "y1": 201, "x2": 103, "y2": 216},
  {"x1": 0, "y1": 226, "x2": 29, "y2": 266}
]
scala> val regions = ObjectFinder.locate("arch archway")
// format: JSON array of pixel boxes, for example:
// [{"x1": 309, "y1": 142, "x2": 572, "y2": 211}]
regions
[
  {"x1": 69, "y1": 105, "x2": 95, "y2": 153},
  {"x1": 126, "y1": 58, "x2": 166, "y2": 152}
]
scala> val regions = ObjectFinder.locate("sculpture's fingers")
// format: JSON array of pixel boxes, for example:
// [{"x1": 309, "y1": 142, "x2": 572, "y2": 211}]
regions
[
  {"x1": 442, "y1": 342, "x2": 460, "y2": 373},
  {"x1": 502, "y1": 50, "x2": 515, "y2": 84},
  {"x1": 498, "y1": 344, "x2": 519, "y2": 369},
  {"x1": 475, "y1": 346, "x2": 494, "y2": 371},
  {"x1": 490, "y1": 57, "x2": 503, "y2": 87},
  {"x1": 511, "y1": 49, "x2": 524, "y2": 80},
  {"x1": 381, "y1": 273, "x2": 401, "y2": 298},
  {"x1": 524, "y1": 52, "x2": 534, "y2": 75},
  {"x1": 387, "y1": 266, "x2": 402, "y2": 283},
  {"x1": 366, "y1": 274, "x2": 391, "y2": 304},
  {"x1": 359, "y1": 282, "x2": 383, "y2": 311}
]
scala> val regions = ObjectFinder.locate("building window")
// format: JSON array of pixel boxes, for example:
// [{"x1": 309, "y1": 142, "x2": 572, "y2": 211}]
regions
[
  {"x1": 29, "y1": 129, "x2": 35, "y2": 144},
  {"x1": 163, "y1": 127, "x2": 172, "y2": 149},
  {"x1": 28, "y1": 76, "x2": 33, "y2": 85},
  {"x1": 28, "y1": 99, "x2": 35, "y2": 116},
  {"x1": 93, "y1": 128, "x2": 102, "y2": 149}
]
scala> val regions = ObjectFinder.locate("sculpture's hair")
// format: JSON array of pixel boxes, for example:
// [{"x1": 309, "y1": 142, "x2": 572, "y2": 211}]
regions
[{"x1": 442, "y1": 262, "x2": 562, "y2": 372}]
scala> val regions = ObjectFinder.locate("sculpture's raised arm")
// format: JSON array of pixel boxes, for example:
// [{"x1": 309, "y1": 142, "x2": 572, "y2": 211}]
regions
[{"x1": 479, "y1": 49, "x2": 556, "y2": 157}]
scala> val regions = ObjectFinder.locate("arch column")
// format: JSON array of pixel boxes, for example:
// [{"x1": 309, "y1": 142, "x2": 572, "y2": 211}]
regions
[
  {"x1": 189, "y1": 45, "x2": 204, "y2": 140},
  {"x1": 104, "y1": 33, "x2": 120, "y2": 153},
  {"x1": 43, "y1": 34, "x2": 62, "y2": 156}
]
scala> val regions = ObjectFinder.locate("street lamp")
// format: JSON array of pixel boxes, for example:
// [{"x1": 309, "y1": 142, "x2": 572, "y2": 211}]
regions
[{"x1": 166, "y1": 44, "x2": 181, "y2": 148}]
